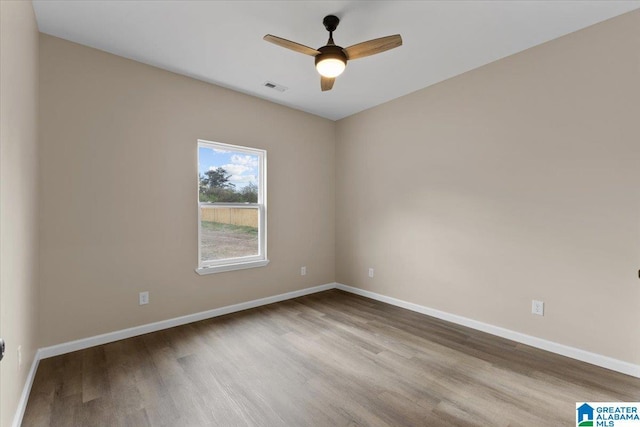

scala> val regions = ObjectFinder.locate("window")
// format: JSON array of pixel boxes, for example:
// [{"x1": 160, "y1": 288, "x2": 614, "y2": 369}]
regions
[{"x1": 196, "y1": 140, "x2": 267, "y2": 274}]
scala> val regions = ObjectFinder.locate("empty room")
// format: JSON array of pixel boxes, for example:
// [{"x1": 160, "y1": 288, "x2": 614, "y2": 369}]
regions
[{"x1": 1, "y1": 1, "x2": 639, "y2": 426}]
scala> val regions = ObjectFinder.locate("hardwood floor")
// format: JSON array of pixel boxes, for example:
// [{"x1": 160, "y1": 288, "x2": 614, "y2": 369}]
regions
[{"x1": 22, "y1": 289, "x2": 639, "y2": 426}]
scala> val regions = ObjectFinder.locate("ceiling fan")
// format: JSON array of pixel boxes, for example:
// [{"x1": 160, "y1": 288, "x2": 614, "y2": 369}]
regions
[{"x1": 264, "y1": 15, "x2": 402, "y2": 92}]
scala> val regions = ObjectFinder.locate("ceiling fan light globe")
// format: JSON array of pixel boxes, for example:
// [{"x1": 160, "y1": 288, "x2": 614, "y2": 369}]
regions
[{"x1": 316, "y1": 58, "x2": 346, "y2": 78}]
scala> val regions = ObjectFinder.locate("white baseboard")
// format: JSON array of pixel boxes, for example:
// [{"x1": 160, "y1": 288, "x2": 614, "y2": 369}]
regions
[
  {"x1": 39, "y1": 282, "x2": 337, "y2": 359},
  {"x1": 335, "y1": 283, "x2": 640, "y2": 378},
  {"x1": 12, "y1": 350, "x2": 40, "y2": 427}
]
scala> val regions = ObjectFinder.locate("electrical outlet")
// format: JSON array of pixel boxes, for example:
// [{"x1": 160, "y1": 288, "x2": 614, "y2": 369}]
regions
[
  {"x1": 17, "y1": 345, "x2": 22, "y2": 370},
  {"x1": 368, "y1": 268, "x2": 374, "y2": 278},
  {"x1": 139, "y1": 291, "x2": 149, "y2": 305},
  {"x1": 301, "y1": 266, "x2": 307, "y2": 276},
  {"x1": 532, "y1": 300, "x2": 544, "y2": 316}
]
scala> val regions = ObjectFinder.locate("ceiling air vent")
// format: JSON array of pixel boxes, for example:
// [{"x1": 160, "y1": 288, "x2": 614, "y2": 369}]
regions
[{"x1": 263, "y1": 81, "x2": 288, "y2": 92}]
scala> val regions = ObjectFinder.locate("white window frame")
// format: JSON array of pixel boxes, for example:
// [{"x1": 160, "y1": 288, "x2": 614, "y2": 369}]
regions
[{"x1": 196, "y1": 139, "x2": 268, "y2": 275}]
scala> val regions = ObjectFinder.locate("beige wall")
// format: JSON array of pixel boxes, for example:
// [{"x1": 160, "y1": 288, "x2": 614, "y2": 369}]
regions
[
  {"x1": 336, "y1": 10, "x2": 640, "y2": 365},
  {"x1": 38, "y1": 35, "x2": 335, "y2": 346},
  {"x1": 0, "y1": 1, "x2": 40, "y2": 426}
]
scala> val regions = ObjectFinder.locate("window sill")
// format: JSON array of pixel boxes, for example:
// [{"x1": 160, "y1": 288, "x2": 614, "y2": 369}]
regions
[{"x1": 195, "y1": 259, "x2": 270, "y2": 275}]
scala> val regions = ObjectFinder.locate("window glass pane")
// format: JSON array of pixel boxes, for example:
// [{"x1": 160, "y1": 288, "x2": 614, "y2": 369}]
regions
[
  {"x1": 200, "y1": 206, "x2": 259, "y2": 262},
  {"x1": 197, "y1": 140, "x2": 266, "y2": 272},
  {"x1": 198, "y1": 145, "x2": 259, "y2": 203}
]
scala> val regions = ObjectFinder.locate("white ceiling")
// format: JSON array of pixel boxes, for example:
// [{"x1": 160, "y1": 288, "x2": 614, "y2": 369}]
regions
[{"x1": 32, "y1": 1, "x2": 640, "y2": 121}]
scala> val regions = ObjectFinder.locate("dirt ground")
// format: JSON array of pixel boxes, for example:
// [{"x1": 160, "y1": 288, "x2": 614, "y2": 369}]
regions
[{"x1": 200, "y1": 222, "x2": 258, "y2": 261}]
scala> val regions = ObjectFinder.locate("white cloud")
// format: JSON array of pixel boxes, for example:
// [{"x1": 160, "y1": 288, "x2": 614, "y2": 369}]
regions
[
  {"x1": 231, "y1": 154, "x2": 258, "y2": 168},
  {"x1": 230, "y1": 174, "x2": 257, "y2": 184},
  {"x1": 220, "y1": 163, "x2": 250, "y2": 176}
]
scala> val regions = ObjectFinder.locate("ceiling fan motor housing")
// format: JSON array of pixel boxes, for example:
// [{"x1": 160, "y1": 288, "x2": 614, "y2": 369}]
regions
[{"x1": 315, "y1": 45, "x2": 348, "y2": 67}]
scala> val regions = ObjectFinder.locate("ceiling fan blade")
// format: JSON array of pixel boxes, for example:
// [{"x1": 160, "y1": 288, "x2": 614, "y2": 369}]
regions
[
  {"x1": 263, "y1": 34, "x2": 320, "y2": 56},
  {"x1": 321, "y1": 76, "x2": 335, "y2": 91},
  {"x1": 344, "y1": 34, "x2": 402, "y2": 60}
]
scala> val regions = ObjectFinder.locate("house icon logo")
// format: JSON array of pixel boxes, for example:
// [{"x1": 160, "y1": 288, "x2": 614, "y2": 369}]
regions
[{"x1": 577, "y1": 403, "x2": 594, "y2": 426}]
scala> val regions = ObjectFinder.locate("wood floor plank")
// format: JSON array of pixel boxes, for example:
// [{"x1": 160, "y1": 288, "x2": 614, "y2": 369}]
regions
[{"x1": 22, "y1": 289, "x2": 640, "y2": 426}]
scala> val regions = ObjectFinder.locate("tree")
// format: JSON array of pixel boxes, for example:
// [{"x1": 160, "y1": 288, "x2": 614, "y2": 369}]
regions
[
  {"x1": 199, "y1": 169, "x2": 258, "y2": 203},
  {"x1": 201, "y1": 168, "x2": 235, "y2": 190},
  {"x1": 240, "y1": 182, "x2": 258, "y2": 203}
]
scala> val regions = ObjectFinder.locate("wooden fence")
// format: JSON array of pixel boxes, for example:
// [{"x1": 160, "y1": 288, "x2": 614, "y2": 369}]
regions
[{"x1": 200, "y1": 207, "x2": 258, "y2": 228}]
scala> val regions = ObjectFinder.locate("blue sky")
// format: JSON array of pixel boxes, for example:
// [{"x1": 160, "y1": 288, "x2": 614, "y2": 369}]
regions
[{"x1": 198, "y1": 146, "x2": 258, "y2": 190}]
